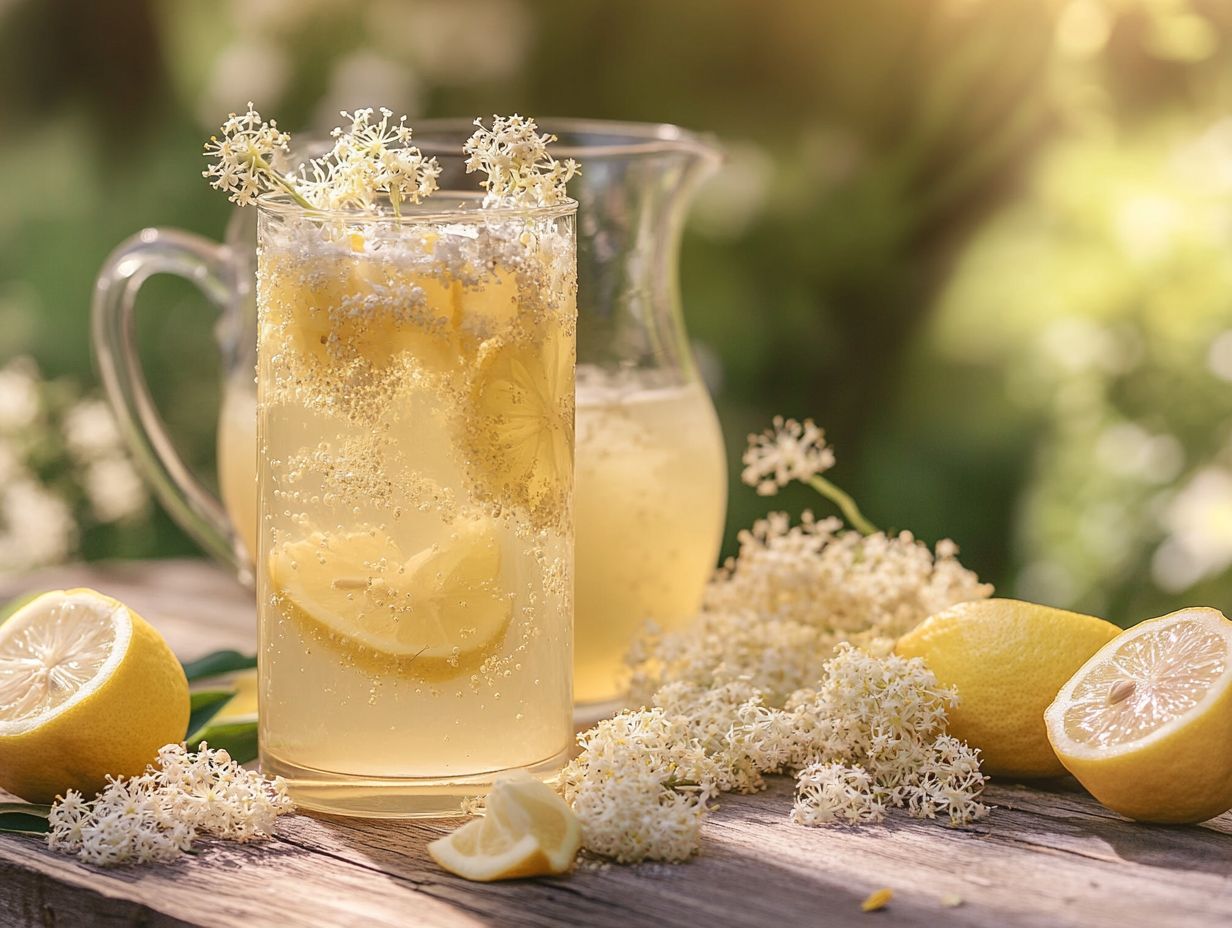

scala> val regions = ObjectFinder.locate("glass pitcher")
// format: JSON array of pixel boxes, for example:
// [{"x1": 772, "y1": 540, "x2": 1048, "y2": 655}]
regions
[{"x1": 92, "y1": 119, "x2": 727, "y2": 712}]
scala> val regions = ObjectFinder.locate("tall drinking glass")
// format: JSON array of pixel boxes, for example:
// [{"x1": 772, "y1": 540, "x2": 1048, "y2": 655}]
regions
[{"x1": 255, "y1": 193, "x2": 577, "y2": 817}]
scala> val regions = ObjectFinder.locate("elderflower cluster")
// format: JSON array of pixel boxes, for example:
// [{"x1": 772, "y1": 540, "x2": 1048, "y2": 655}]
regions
[
  {"x1": 627, "y1": 512, "x2": 991, "y2": 705},
  {"x1": 558, "y1": 709, "x2": 720, "y2": 864},
  {"x1": 46, "y1": 743, "x2": 293, "y2": 867},
  {"x1": 202, "y1": 103, "x2": 293, "y2": 206},
  {"x1": 298, "y1": 107, "x2": 441, "y2": 211},
  {"x1": 464, "y1": 115, "x2": 579, "y2": 208},
  {"x1": 563, "y1": 648, "x2": 989, "y2": 863},
  {"x1": 785, "y1": 646, "x2": 989, "y2": 828},
  {"x1": 742, "y1": 417, "x2": 835, "y2": 496}
]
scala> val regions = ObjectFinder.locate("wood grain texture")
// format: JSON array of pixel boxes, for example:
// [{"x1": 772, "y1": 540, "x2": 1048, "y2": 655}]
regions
[{"x1": 1, "y1": 561, "x2": 1229, "y2": 928}]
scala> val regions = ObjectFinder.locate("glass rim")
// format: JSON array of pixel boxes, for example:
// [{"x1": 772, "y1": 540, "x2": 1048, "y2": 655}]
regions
[
  {"x1": 409, "y1": 116, "x2": 722, "y2": 162},
  {"x1": 255, "y1": 190, "x2": 578, "y2": 223}
]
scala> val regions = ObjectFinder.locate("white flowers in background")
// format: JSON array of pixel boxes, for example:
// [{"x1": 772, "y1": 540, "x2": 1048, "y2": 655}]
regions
[
  {"x1": 464, "y1": 115, "x2": 579, "y2": 208},
  {"x1": 47, "y1": 743, "x2": 293, "y2": 867},
  {"x1": 0, "y1": 356, "x2": 149, "y2": 575}
]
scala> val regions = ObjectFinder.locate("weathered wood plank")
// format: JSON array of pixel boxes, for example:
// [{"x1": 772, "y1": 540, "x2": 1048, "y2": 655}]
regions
[{"x1": 0, "y1": 561, "x2": 1229, "y2": 928}]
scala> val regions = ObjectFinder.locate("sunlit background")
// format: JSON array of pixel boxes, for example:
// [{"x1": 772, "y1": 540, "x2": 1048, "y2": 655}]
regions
[{"x1": 2, "y1": 0, "x2": 1232, "y2": 625}]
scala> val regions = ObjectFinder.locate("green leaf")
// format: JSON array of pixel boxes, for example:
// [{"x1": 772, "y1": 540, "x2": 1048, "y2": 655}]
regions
[
  {"x1": 181, "y1": 650, "x2": 257, "y2": 682},
  {"x1": 188, "y1": 721, "x2": 258, "y2": 765},
  {"x1": 186, "y1": 689, "x2": 235, "y2": 740},
  {"x1": 0, "y1": 803, "x2": 50, "y2": 836}
]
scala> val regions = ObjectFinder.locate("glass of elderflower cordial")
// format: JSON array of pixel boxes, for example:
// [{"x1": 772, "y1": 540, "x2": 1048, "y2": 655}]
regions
[{"x1": 256, "y1": 191, "x2": 578, "y2": 817}]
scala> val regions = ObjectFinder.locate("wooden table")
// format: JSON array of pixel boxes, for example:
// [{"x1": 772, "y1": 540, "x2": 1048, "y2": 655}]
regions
[{"x1": 1, "y1": 560, "x2": 1229, "y2": 928}]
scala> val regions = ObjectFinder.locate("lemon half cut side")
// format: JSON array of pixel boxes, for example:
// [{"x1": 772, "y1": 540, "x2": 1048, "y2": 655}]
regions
[
  {"x1": 0, "y1": 589, "x2": 190, "y2": 803},
  {"x1": 1045, "y1": 606, "x2": 1232, "y2": 823}
]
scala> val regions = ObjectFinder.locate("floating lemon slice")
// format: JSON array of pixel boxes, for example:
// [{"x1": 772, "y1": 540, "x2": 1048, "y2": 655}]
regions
[
  {"x1": 466, "y1": 327, "x2": 574, "y2": 525},
  {"x1": 428, "y1": 771, "x2": 582, "y2": 881},
  {"x1": 1044, "y1": 607, "x2": 1232, "y2": 823},
  {"x1": 0, "y1": 589, "x2": 189, "y2": 803},
  {"x1": 261, "y1": 245, "x2": 460, "y2": 372},
  {"x1": 269, "y1": 521, "x2": 511, "y2": 677}
]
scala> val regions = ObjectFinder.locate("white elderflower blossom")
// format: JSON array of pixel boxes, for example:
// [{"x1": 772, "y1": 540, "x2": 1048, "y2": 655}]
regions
[
  {"x1": 627, "y1": 511, "x2": 990, "y2": 703},
  {"x1": 301, "y1": 107, "x2": 440, "y2": 212},
  {"x1": 0, "y1": 478, "x2": 75, "y2": 572},
  {"x1": 464, "y1": 115, "x2": 579, "y2": 208},
  {"x1": 202, "y1": 102, "x2": 298, "y2": 206},
  {"x1": 791, "y1": 763, "x2": 886, "y2": 825},
  {"x1": 905, "y1": 735, "x2": 989, "y2": 827},
  {"x1": 62, "y1": 398, "x2": 123, "y2": 461},
  {"x1": 742, "y1": 417, "x2": 835, "y2": 496},
  {"x1": 559, "y1": 709, "x2": 720, "y2": 864},
  {"x1": 0, "y1": 357, "x2": 41, "y2": 433},
  {"x1": 47, "y1": 743, "x2": 293, "y2": 867},
  {"x1": 83, "y1": 456, "x2": 148, "y2": 523}
]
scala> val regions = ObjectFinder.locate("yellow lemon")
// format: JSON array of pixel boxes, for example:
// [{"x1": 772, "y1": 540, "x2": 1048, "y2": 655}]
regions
[
  {"x1": 896, "y1": 598, "x2": 1120, "y2": 777},
  {"x1": 1045, "y1": 607, "x2": 1232, "y2": 823},
  {"x1": 0, "y1": 589, "x2": 189, "y2": 803},
  {"x1": 269, "y1": 520, "x2": 511, "y2": 678},
  {"x1": 466, "y1": 326, "x2": 574, "y2": 526},
  {"x1": 428, "y1": 772, "x2": 582, "y2": 881}
]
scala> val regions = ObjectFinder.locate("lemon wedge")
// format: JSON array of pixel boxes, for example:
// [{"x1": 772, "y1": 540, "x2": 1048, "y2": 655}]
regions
[
  {"x1": 466, "y1": 327, "x2": 574, "y2": 526},
  {"x1": 269, "y1": 520, "x2": 511, "y2": 677},
  {"x1": 428, "y1": 771, "x2": 582, "y2": 881},
  {"x1": 1045, "y1": 606, "x2": 1232, "y2": 823},
  {"x1": 0, "y1": 589, "x2": 189, "y2": 803}
]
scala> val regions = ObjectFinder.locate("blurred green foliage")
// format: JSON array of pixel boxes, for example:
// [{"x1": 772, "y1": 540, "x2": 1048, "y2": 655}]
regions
[{"x1": 2, "y1": 0, "x2": 1232, "y2": 621}]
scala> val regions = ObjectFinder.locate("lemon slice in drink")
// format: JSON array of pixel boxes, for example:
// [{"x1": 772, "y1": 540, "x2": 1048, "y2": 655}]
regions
[
  {"x1": 1044, "y1": 607, "x2": 1232, "y2": 823},
  {"x1": 466, "y1": 327, "x2": 574, "y2": 526},
  {"x1": 261, "y1": 248, "x2": 460, "y2": 371},
  {"x1": 0, "y1": 589, "x2": 189, "y2": 803},
  {"x1": 428, "y1": 772, "x2": 582, "y2": 881},
  {"x1": 269, "y1": 521, "x2": 511, "y2": 676}
]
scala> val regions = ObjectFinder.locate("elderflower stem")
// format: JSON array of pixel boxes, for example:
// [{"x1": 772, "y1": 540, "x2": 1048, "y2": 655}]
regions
[
  {"x1": 253, "y1": 153, "x2": 315, "y2": 210},
  {"x1": 807, "y1": 475, "x2": 878, "y2": 536}
]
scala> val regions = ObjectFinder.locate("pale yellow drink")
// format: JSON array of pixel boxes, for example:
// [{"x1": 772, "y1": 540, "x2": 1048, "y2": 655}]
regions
[
  {"x1": 573, "y1": 369, "x2": 727, "y2": 706},
  {"x1": 218, "y1": 381, "x2": 257, "y2": 560},
  {"x1": 221, "y1": 364, "x2": 726, "y2": 712},
  {"x1": 255, "y1": 197, "x2": 576, "y2": 816}
]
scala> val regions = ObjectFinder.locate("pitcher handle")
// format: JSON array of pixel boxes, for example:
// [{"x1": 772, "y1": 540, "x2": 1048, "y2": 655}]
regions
[{"x1": 91, "y1": 227, "x2": 252, "y2": 586}]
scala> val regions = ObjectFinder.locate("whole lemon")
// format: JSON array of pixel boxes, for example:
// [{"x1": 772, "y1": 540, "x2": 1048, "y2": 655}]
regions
[
  {"x1": 896, "y1": 598, "x2": 1120, "y2": 778},
  {"x1": 0, "y1": 589, "x2": 189, "y2": 803}
]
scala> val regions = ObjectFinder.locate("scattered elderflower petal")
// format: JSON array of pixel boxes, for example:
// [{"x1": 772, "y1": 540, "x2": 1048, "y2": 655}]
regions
[
  {"x1": 46, "y1": 742, "x2": 293, "y2": 867},
  {"x1": 861, "y1": 887, "x2": 894, "y2": 913},
  {"x1": 742, "y1": 416, "x2": 835, "y2": 496},
  {"x1": 464, "y1": 114, "x2": 579, "y2": 208}
]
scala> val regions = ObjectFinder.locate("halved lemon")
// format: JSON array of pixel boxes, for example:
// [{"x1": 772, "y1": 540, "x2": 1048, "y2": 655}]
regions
[
  {"x1": 428, "y1": 771, "x2": 582, "y2": 881},
  {"x1": 465, "y1": 326, "x2": 574, "y2": 526},
  {"x1": 0, "y1": 589, "x2": 189, "y2": 803},
  {"x1": 1044, "y1": 607, "x2": 1232, "y2": 823},
  {"x1": 268, "y1": 520, "x2": 511, "y2": 677}
]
